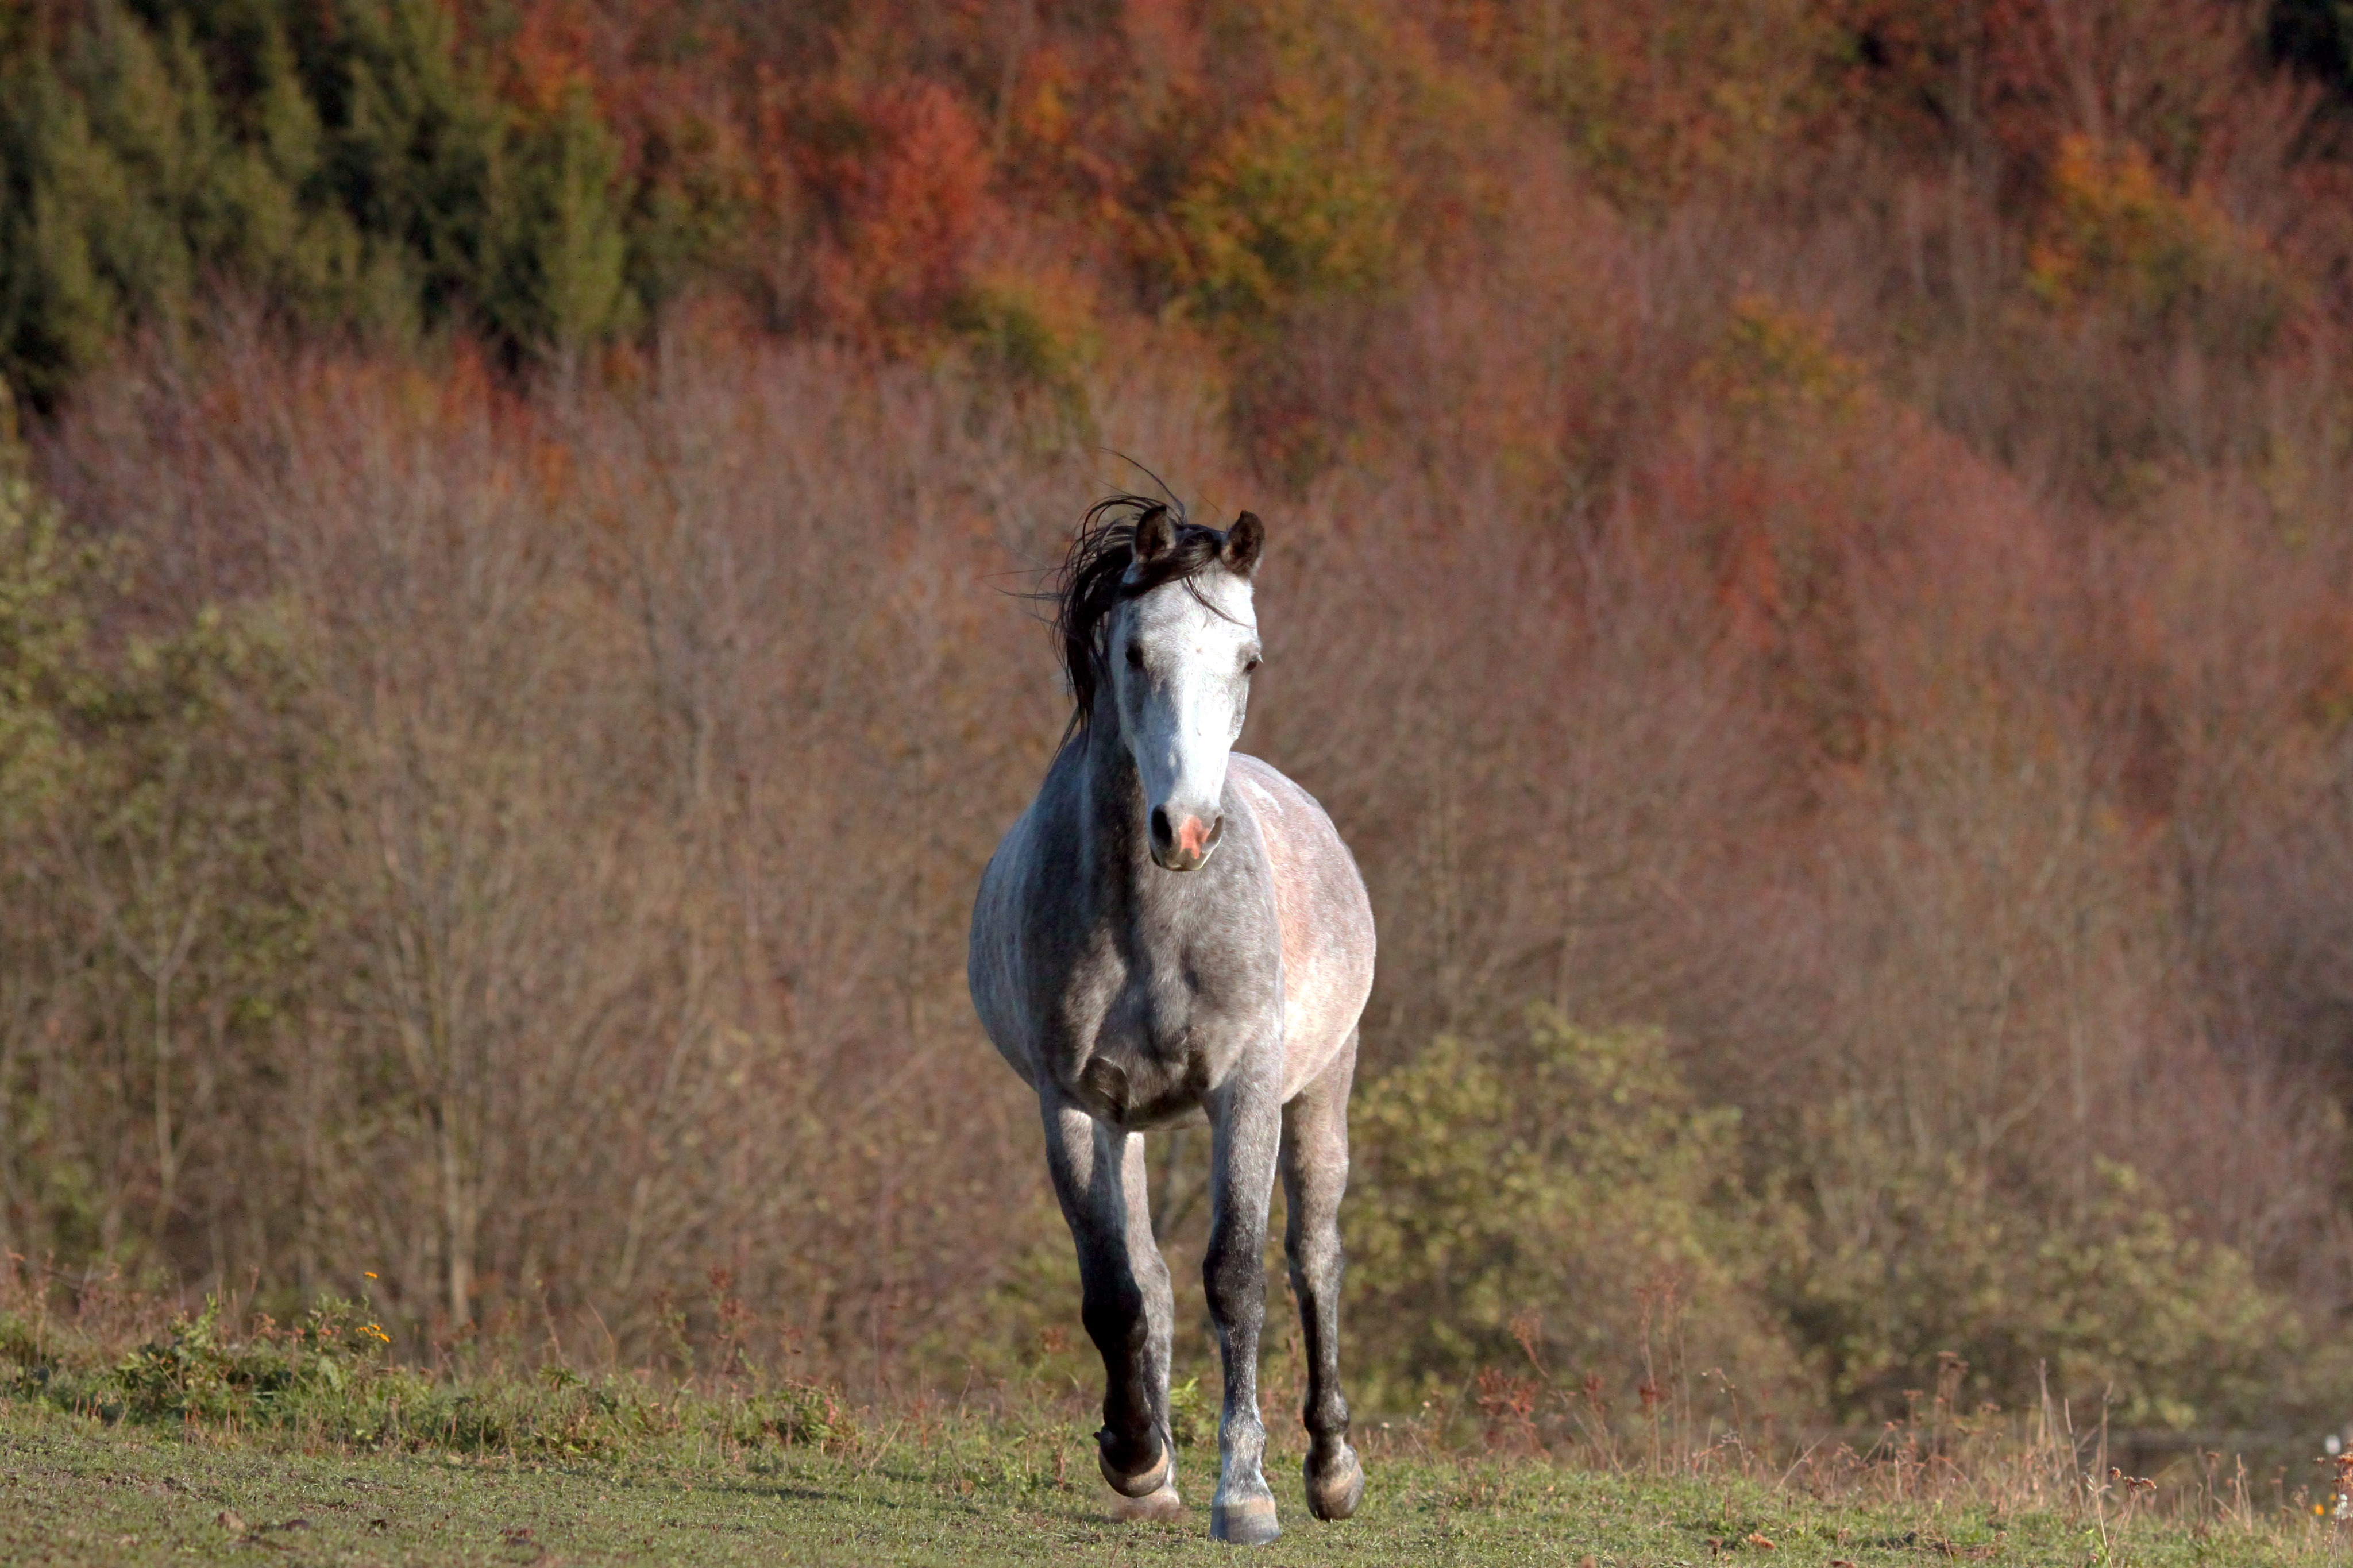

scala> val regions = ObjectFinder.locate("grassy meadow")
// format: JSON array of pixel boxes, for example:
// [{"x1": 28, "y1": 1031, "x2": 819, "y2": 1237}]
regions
[
  {"x1": 2, "y1": 1285, "x2": 2346, "y2": 1566},
  {"x1": 4, "y1": 1387, "x2": 2342, "y2": 1568},
  {"x1": 13, "y1": 1380, "x2": 2353, "y2": 1568}
]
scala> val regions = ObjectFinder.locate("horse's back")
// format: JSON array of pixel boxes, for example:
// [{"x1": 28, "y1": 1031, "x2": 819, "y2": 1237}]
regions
[{"x1": 1226, "y1": 754, "x2": 1375, "y2": 1099}]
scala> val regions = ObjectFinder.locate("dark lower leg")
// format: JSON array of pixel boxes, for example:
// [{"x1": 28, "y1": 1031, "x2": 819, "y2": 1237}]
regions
[
  {"x1": 1283, "y1": 1161, "x2": 1349, "y2": 1454},
  {"x1": 1042, "y1": 1100, "x2": 1163, "y2": 1492},
  {"x1": 1117, "y1": 1129, "x2": 1179, "y2": 1509},
  {"x1": 1081, "y1": 1270, "x2": 1163, "y2": 1484}
]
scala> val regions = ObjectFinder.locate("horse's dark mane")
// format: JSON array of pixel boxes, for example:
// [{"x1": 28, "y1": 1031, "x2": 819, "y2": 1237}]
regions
[{"x1": 1051, "y1": 492, "x2": 1236, "y2": 739}]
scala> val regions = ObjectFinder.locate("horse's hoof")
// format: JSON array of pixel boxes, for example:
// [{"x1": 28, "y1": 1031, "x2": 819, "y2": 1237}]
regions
[
  {"x1": 1107, "y1": 1479, "x2": 1183, "y2": 1522},
  {"x1": 1097, "y1": 1432, "x2": 1171, "y2": 1500},
  {"x1": 1305, "y1": 1443, "x2": 1364, "y2": 1521},
  {"x1": 1209, "y1": 1495, "x2": 1281, "y2": 1544}
]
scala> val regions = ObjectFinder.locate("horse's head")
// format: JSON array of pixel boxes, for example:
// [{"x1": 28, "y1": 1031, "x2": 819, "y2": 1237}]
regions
[
  {"x1": 1113, "y1": 507, "x2": 1261, "y2": 871},
  {"x1": 1056, "y1": 497, "x2": 1264, "y2": 873}
]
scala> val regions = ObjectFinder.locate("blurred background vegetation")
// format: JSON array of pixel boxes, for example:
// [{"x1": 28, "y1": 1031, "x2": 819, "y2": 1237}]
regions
[{"x1": 5, "y1": 0, "x2": 2353, "y2": 1444}]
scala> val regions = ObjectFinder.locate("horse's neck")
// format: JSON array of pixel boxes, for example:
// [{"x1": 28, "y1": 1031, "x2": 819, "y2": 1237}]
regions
[{"x1": 1069, "y1": 722, "x2": 1177, "y2": 920}]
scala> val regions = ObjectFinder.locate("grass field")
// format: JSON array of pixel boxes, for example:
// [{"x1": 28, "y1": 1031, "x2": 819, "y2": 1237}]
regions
[
  {"x1": 1, "y1": 1288, "x2": 2339, "y2": 1565},
  {"x1": 3, "y1": 1394, "x2": 2343, "y2": 1567}
]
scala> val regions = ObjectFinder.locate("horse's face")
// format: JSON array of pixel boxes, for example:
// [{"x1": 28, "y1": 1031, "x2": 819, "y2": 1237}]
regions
[{"x1": 1113, "y1": 542, "x2": 1262, "y2": 872}]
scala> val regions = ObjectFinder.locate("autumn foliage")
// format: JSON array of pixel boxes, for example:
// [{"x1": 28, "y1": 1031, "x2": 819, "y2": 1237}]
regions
[{"x1": 4, "y1": 0, "x2": 2353, "y2": 1438}]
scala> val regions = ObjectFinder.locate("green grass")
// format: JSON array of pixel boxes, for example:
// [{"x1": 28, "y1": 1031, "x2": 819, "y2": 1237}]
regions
[
  {"x1": 0, "y1": 1291, "x2": 2339, "y2": 1564},
  {"x1": 1, "y1": 1395, "x2": 2340, "y2": 1567}
]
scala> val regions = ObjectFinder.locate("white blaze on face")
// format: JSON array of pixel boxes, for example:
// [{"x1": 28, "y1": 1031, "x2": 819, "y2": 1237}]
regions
[{"x1": 1114, "y1": 569, "x2": 1260, "y2": 871}]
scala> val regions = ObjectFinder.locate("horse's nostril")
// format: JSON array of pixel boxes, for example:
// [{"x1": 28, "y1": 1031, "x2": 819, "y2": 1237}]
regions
[{"x1": 1149, "y1": 806, "x2": 1172, "y2": 848}]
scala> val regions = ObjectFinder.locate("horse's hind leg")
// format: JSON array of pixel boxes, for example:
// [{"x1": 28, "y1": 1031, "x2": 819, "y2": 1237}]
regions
[
  {"x1": 1282, "y1": 1036, "x2": 1364, "y2": 1523},
  {"x1": 1040, "y1": 1094, "x2": 1178, "y2": 1511}
]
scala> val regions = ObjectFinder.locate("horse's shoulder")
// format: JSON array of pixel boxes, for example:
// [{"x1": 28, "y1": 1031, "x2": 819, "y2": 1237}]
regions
[
  {"x1": 1226, "y1": 752, "x2": 1316, "y2": 821},
  {"x1": 1225, "y1": 754, "x2": 1368, "y2": 921},
  {"x1": 1227, "y1": 754, "x2": 1342, "y2": 854}
]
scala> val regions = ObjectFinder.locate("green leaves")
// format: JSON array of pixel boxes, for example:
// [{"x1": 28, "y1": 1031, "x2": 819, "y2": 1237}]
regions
[
  {"x1": 0, "y1": 459, "x2": 98, "y2": 830},
  {"x1": 99, "y1": 1292, "x2": 391, "y2": 1422},
  {"x1": 1778, "y1": 1136, "x2": 2296, "y2": 1430},
  {"x1": 0, "y1": 0, "x2": 650, "y2": 400},
  {"x1": 1348, "y1": 1007, "x2": 1789, "y2": 1409},
  {"x1": 495, "y1": 84, "x2": 634, "y2": 353},
  {"x1": 0, "y1": 439, "x2": 328, "y2": 1272},
  {"x1": 1350, "y1": 1007, "x2": 2298, "y2": 1431},
  {"x1": 1168, "y1": 75, "x2": 1405, "y2": 323}
]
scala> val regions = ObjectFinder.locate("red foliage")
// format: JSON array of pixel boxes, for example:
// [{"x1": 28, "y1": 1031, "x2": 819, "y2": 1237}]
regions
[{"x1": 809, "y1": 82, "x2": 996, "y2": 338}]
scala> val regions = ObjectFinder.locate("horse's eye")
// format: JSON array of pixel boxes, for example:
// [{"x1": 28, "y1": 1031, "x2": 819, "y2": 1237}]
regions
[
  {"x1": 1243, "y1": 656, "x2": 1262, "y2": 675},
  {"x1": 1125, "y1": 643, "x2": 1144, "y2": 668}
]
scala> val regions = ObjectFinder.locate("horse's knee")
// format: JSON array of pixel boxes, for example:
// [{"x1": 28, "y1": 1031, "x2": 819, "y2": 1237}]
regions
[
  {"x1": 1202, "y1": 1234, "x2": 1267, "y2": 1324},
  {"x1": 1285, "y1": 1234, "x2": 1342, "y2": 1292}
]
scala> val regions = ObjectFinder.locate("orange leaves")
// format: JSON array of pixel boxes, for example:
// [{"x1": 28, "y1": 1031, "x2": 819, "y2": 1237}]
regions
[
  {"x1": 803, "y1": 82, "x2": 997, "y2": 344},
  {"x1": 1009, "y1": 50, "x2": 1075, "y2": 156},
  {"x1": 2027, "y1": 134, "x2": 2285, "y2": 346},
  {"x1": 1666, "y1": 297, "x2": 1879, "y2": 706},
  {"x1": 503, "y1": 4, "x2": 597, "y2": 118}
]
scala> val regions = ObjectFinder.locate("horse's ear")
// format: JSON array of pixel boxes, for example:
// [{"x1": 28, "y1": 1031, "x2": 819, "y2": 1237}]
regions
[
  {"x1": 1224, "y1": 511, "x2": 1263, "y2": 577},
  {"x1": 1133, "y1": 503, "x2": 1175, "y2": 564}
]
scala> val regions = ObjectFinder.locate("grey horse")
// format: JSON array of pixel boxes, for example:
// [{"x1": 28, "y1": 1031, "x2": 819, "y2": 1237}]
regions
[{"x1": 967, "y1": 496, "x2": 1376, "y2": 1544}]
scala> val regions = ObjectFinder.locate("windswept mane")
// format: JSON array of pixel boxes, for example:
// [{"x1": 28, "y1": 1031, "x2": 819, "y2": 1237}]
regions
[{"x1": 1051, "y1": 492, "x2": 1236, "y2": 737}]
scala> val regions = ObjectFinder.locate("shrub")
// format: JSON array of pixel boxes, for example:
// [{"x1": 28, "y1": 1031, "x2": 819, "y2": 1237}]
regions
[
  {"x1": 734, "y1": 1381, "x2": 859, "y2": 1452},
  {"x1": 1349, "y1": 1006, "x2": 2313, "y2": 1434},
  {"x1": 1347, "y1": 1007, "x2": 1805, "y2": 1412},
  {"x1": 1778, "y1": 1110, "x2": 2300, "y2": 1430},
  {"x1": 0, "y1": 451, "x2": 96, "y2": 826},
  {"x1": 106, "y1": 1294, "x2": 391, "y2": 1423}
]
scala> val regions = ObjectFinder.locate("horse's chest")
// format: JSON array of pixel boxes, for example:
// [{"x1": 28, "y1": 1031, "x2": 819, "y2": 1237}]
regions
[{"x1": 1053, "y1": 949, "x2": 1266, "y2": 1127}]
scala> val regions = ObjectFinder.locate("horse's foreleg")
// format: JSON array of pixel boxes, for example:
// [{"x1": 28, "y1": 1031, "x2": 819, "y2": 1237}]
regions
[
  {"x1": 1041, "y1": 1094, "x2": 1170, "y2": 1501},
  {"x1": 1203, "y1": 1073, "x2": 1283, "y2": 1544},
  {"x1": 1282, "y1": 1037, "x2": 1363, "y2": 1522},
  {"x1": 1110, "y1": 1123, "x2": 1182, "y2": 1520}
]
